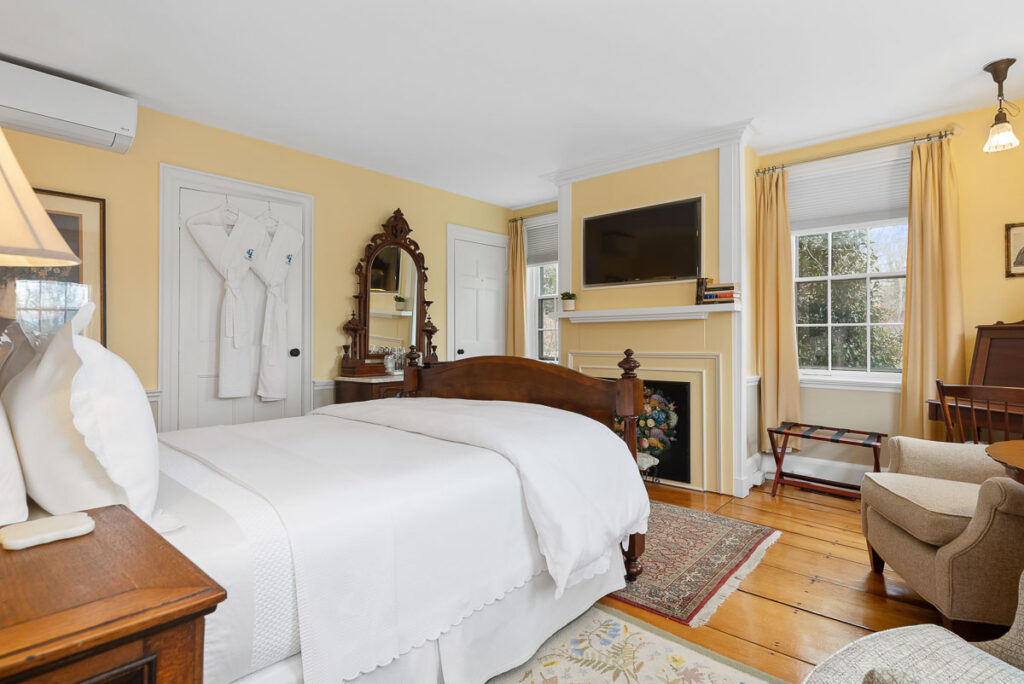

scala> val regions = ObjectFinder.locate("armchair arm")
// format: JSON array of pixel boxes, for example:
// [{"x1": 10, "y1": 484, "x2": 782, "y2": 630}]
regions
[
  {"x1": 888, "y1": 436, "x2": 1004, "y2": 484},
  {"x1": 977, "y1": 570, "x2": 1024, "y2": 669},
  {"x1": 935, "y1": 478, "x2": 1024, "y2": 624}
]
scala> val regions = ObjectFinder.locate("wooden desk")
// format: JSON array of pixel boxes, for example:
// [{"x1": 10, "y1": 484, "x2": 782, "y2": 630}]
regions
[
  {"x1": 0, "y1": 505, "x2": 225, "y2": 683},
  {"x1": 927, "y1": 399, "x2": 1024, "y2": 435},
  {"x1": 987, "y1": 441, "x2": 1024, "y2": 485}
]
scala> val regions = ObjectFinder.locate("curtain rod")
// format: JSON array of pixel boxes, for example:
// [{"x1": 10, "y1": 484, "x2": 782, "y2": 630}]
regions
[{"x1": 755, "y1": 127, "x2": 958, "y2": 176}]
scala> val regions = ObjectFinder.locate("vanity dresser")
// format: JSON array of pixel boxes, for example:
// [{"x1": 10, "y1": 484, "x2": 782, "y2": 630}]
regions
[
  {"x1": 336, "y1": 209, "x2": 439, "y2": 394},
  {"x1": 334, "y1": 375, "x2": 404, "y2": 403}
]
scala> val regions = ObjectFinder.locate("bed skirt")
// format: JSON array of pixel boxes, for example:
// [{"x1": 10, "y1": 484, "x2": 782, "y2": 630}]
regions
[{"x1": 235, "y1": 555, "x2": 626, "y2": 684}]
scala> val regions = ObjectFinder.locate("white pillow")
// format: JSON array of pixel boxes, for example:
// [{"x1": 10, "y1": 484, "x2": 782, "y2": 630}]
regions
[
  {"x1": 2, "y1": 304, "x2": 158, "y2": 520},
  {"x1": 0, "y1": 401, "x2": 27, "y2": 525}
]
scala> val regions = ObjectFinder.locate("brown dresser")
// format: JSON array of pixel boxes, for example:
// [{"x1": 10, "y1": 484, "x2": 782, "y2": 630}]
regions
[
  {"x1": 0, "y1": 505, "x2": 226, "y2": 683},
  {"x1": 334, "y1": 375, "x2": 404, "y2": 403}
]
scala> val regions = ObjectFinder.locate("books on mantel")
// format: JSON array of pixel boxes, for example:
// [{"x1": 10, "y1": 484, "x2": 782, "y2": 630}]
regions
[{"x1": 695, "y1": 277, "x2": 740, "y2": 305}]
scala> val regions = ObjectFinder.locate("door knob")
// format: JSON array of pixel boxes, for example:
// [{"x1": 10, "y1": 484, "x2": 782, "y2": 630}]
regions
[
  {"x1": 289, "y1": 348, "x2": 300, "y2": 357},
  {"x1": 457, "y1": 348, "x2": 465, "y2": 355}
]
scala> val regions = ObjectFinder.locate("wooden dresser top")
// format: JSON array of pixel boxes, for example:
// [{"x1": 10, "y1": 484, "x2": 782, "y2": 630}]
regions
[{"x1": 0, "y1": 505, "x2": 226, "y2": 679}]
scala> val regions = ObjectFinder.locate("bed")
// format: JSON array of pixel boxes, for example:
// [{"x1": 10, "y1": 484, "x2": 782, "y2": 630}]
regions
[{"x1": 154, "y1": 351, "x2": 649, "y2": 683}]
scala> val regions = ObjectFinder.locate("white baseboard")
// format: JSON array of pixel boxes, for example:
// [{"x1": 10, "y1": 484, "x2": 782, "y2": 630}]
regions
[
  {"x1": 732, "y1": 451, "x2": 767, "y2": 498},
  {"x1": 761, "y1": 451, "x2": 876, "y2": 488},
  {"x1": 146, "y1": 389, "x2": 162, "y2": 431},
  {"x1": 313, "y1": 380, "x2": 335, "y2": 410}
]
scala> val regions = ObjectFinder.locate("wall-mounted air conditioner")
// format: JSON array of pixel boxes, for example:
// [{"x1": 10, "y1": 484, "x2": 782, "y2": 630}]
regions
[{"x1": 0, "y1": 61, "x2": 137, "y2": 153}]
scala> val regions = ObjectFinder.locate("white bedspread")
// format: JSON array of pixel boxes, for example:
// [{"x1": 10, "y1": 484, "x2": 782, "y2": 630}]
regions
[
  {"x1": 158, "y1": 399, "x2": 647, "y2": 684},
  {"x1": 315, "y1": 398, "x2": 650, "y2": 594}
]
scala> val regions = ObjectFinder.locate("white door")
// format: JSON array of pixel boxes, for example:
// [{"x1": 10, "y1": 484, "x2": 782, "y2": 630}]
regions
[
  {"x1": 177, "y1": 188, "x2": 305, "y2": 428},
  {"x1": 448, "y1": 226, "x2": 507, "y2": 359}
]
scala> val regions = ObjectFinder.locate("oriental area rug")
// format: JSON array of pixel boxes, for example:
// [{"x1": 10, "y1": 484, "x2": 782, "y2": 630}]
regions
[
  {"x1": 490, "y1": 605, "x2": 785, "y2": 684},
  {"x1": 613, "y1": 501, "x2": 780, "y2": 627}
]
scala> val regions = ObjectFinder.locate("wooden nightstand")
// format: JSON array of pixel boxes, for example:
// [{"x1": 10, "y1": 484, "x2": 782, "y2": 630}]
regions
[{"x1": 0, "y1": 505, "x2": 226, "y2": 683}]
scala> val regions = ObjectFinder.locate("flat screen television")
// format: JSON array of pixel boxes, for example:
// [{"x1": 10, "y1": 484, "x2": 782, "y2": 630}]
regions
[{"x1": 583, "y1": 197, "x2": 701, "y2": 286}]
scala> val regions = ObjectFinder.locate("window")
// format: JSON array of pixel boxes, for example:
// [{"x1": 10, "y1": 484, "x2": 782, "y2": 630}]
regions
[
  {"x1": 524, "y1": 212, "x2": 560, "y2": 362},
  {"x1": 528, "y1": 263, "x2": 559, "y2": 361},
  {"x1": 15, "y1": 280, "x2": 90, "y2": 335},
  {"x1": 793, "y1": 220, "x2": 907, "y2": 376}
]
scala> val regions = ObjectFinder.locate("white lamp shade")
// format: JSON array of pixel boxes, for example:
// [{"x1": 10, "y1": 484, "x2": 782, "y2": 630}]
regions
[
  {"x1": 0, "y1": 128, "x2": 80, "y2": 266},
  {"x1": 983, "y1": 121, "x2": 1021, "y2": 153}
]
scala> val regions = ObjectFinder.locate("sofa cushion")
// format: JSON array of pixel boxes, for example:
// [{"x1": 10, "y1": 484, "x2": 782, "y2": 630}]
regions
[
  {"x1": 862, "y1": 472, "x2": 978, "y2": 546},
  {"x1": 804, "y1": 624, "x2": 1024, "y2": 684}
]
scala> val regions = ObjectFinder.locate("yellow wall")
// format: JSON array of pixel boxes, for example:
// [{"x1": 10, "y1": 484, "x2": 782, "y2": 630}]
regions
[
  {"x1": 562, "y1": 148, "x2": 736, "y2": 492},
  {"x1": 4, "y1": 107, "x2": 508, "y2": 388},
  {"x1": 757, "y1": 99, "x2": 1024, "y2": 369},
  {"x1": 570, "y1": 149, "x2": 719, "y2": 307},
  {"x1": 510, "y1": 201, "x2": 558, "y2": 221}
]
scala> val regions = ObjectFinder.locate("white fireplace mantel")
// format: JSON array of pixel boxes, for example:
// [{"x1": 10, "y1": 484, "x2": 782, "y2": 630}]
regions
[{"x1": 556, "y1": 302, "x2": 740, "y2": 324}]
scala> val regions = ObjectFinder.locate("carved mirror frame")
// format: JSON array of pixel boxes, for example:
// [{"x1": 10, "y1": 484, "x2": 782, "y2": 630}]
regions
[{"x1": 339, "y1": 209, "x2": 438, "y2": 376}]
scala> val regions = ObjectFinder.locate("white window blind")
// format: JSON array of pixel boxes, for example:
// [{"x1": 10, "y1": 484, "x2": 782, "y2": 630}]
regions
[
  {"x1": 787, "y1": 144, "x2": 911, "y2": 232},
  {"x1": 524, "y1": 213, "x2": 558, "y2": 265}
]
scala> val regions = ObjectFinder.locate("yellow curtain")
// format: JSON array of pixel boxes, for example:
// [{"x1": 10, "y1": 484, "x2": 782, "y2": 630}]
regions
[
  {"x1": 899, "y1": 138, "x2": 965, "y2": 439},
  {"x1": 755, "y1": 170, "x2": 802, "y2": 451},
  {"x1": 506, "y1": 217, "x2": 528, "y2": 357}
]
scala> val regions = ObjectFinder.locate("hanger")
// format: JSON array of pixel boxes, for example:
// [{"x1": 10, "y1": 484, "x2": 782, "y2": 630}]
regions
[
  {"x1": 259, "y1": 200, "x2": 280, "y2": 233},
  {"x1": 220, "y1": 194, "x2": 239, "y2": 225}
]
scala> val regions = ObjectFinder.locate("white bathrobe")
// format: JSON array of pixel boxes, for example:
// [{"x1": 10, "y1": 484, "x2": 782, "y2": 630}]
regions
[
  {"x1": 251, "y1": 218, "x2": 303, "y2": 401},
  {"x1": 185, "y1": 209, "x2": 266, "y2": 398}
]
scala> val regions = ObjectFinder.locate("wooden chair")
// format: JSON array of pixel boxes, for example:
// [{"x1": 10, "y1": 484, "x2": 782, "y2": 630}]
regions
[{"x1": 935, "y1": 380, "x2": 1024, "y2": 444}]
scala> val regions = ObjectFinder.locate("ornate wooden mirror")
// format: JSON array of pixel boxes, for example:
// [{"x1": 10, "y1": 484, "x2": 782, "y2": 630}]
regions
[{"x1": 339, "y1": 209, "x2": 438, "y2": 376}]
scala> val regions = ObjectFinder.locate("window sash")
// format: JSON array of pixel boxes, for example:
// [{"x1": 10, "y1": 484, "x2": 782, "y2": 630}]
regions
[
  {"x1": 792, "y1": 222, "x2": 907, "y2": 375},
  {"x1": 527, "y1": 263, "x2": 560, "y2": 362}
]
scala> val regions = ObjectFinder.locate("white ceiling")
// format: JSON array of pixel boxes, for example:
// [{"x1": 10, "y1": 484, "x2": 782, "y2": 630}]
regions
[{"x1": 1, "y1": 1, "x2": 1021, "y2": 208}]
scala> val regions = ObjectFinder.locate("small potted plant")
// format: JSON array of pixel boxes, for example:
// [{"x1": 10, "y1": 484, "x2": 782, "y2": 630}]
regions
[
  {"x1": 394, "y1": 295, "x2": 410, "y2": 311},
  {"x1": 560, "y1": 291, "x2": 577, "y2": 311}
]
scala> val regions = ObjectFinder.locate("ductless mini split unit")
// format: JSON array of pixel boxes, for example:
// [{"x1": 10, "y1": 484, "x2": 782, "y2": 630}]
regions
[{"x1": 0, "y1": 60, "x2": 137, "y2": 153}]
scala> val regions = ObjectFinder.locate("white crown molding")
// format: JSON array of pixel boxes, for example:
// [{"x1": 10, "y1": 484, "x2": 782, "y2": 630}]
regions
[
  {"x1": 543, "y1": 119, "x2": 755, "y2": 186},
  {"x1": 557, "y1": 302, "x2": 740, "y2": 324},
  {"x1": 506, "y1": 197, "x2": 558, "y2": 211},
  {"x1": 753, "y1": 105, "x2": 970, "y2": 158}
]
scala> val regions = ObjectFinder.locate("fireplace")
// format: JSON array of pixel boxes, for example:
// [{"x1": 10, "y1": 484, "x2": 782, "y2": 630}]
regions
[{"x1": 630, "y1": 379, "x2": 691, "y2": 486}]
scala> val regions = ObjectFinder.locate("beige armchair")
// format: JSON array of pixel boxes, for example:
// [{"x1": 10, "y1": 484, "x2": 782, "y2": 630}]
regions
[{"x1": 862, "y1": 436, "x2": 1024, "y2": 628}]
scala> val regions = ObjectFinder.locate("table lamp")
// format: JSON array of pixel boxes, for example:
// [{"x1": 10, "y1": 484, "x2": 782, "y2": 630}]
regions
[{"x1": 0, "y1": 128, "x2": 80, "y2": 266}]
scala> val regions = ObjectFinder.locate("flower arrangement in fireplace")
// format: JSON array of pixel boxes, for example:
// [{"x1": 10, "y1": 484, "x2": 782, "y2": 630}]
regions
[{"x1": 614, "y1": 387, "x2": 678, "y2": 458}]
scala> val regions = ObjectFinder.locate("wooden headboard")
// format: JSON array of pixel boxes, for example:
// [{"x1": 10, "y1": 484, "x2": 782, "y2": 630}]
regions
[
  {"x1": 402, "y1": 349, "x2": 645, "y2": 455},
  {"x1": 402, "y1": 348, "x2": 647, "y2": 581}
]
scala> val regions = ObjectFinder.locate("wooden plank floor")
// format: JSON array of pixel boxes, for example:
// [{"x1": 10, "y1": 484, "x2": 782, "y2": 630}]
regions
[{"x1": 600, "y1": 482, "x2": 941, "y2": 683}]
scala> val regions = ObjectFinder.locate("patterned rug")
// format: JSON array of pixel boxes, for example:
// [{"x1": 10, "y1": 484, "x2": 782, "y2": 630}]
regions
[
  {"x1": 490, "y1": 605, "x2": 785, "y2": 683},
  {"x1": 613, "y1": 501, "x2": 780, "y2": 627}
]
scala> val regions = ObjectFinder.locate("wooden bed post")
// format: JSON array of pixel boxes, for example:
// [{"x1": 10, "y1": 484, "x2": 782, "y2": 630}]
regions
[{"x1": 616, "y1": 349, "x2": 646, "y2": 582}]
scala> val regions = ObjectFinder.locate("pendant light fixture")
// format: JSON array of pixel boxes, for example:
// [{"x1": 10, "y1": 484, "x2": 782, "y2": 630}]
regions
[{"x1": 983, "y1": 58, "x2": 1019, "y2": 153}]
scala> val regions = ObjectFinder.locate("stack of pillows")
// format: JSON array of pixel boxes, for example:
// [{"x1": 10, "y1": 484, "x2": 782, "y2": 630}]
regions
[{"x1": 0, "y1": 302, "x2": 159, "y2": 527}]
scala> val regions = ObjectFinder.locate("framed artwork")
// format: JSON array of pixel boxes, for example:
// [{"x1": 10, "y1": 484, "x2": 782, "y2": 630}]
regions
[
  {"x1": 1007, "y1": 223, "x2": 1024, "y2": 279},
  {"x1": 0, "y1": 190, "x2": 106, "y2": 343}
]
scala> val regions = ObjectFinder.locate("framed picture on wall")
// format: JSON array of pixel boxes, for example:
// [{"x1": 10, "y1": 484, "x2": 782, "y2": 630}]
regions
[
  {"x1": 0, "y1": 190, "x2": 106, "y2": 343},
  {"x1": 1008, "y1": 222, "x2": 1024, "y2": 279}
]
